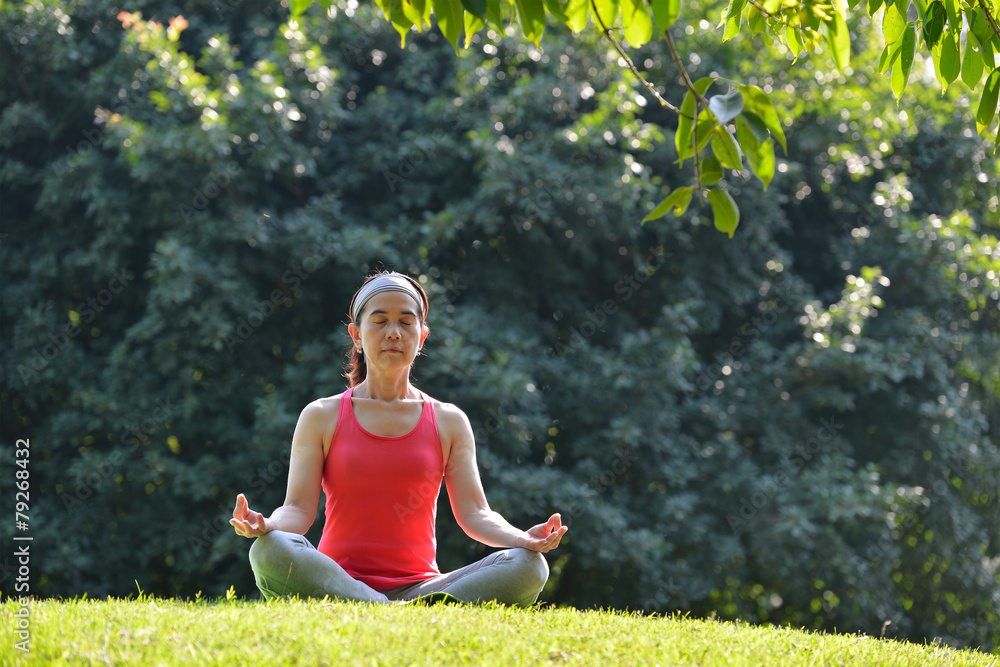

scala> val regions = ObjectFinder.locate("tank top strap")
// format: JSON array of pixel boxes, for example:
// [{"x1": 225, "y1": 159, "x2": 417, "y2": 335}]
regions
[
  {"x1": 339, "y1": 387, "x2": 355, "y2": 423},
  {"x1": 417, "y1": 390, "x2": 438, "y2": 432}
]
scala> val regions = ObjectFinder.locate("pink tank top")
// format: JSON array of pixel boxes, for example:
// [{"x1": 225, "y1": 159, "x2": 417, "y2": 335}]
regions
[{"x1": 317, "y1": 387, "x2": 444, "y2": 590}]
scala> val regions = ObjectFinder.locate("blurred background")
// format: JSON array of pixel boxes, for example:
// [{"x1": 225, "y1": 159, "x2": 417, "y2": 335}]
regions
[{"x1": 1, "y1": 0, "x2": 998, "y2": 651}]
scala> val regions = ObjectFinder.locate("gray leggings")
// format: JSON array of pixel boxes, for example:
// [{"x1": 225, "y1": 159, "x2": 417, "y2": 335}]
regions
[{"x1": 248, "y1": 531, "x2": 549, "y2": 608}]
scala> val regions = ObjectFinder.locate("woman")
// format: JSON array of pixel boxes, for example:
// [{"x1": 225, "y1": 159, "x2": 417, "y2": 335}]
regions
[{"x1": 231, "y1": 270, "x2": 567, "y2": 606}]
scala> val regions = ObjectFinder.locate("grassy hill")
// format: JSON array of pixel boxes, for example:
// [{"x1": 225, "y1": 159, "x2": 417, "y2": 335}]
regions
[{"x1": 3, "y1": 596, "x2": 998, "y2": 665}]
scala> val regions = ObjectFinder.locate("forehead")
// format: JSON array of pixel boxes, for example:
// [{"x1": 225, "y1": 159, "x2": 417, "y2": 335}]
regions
[{"x1": 361, "y1": 290, "x2": 422, "y2": 316}]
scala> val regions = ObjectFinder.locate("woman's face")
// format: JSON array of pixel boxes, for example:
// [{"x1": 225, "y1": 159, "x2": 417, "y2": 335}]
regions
[{"x1": 350, "y1": 290, "x2": 428, "y2": 369}]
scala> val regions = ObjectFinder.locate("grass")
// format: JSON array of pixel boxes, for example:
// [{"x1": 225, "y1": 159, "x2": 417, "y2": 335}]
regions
[{"x1": 3, "y1": 595, "x2": 998, "y2": 666}]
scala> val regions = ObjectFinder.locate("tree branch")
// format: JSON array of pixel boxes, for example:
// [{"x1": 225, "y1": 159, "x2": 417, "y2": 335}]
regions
[
  {"x1": 664, "y1": 27, "x2": 710, "y2": 108},
  {"x1": 977, "y1": 0, "x2": 1000, "y2": 44},
  {"x1": 589, "y1": 0, "x2": 680, "y2": 113}
]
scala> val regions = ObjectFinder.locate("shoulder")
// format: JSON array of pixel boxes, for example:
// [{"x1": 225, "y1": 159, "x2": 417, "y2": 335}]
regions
[
  {"x1": 426, "y1": 396, "x2": 474, "y2": 435},
  {"x1": 302, "y1": 392, "x2": 345, "y2": 420},
  {"x1": 301, "y1": 392, "x2": 347, "y2": 457},
  {"x1": 297, "y1": 392, "x2": 347, "y2": 439}
]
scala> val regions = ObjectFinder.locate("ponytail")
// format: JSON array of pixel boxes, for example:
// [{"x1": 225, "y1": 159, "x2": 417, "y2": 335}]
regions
[{"x1": 344, "y1": 344, "x2": 367, "y2": 387}]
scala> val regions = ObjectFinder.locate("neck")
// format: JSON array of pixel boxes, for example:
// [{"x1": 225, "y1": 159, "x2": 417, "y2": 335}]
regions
[{"x1": 354, "y1": 371, "x2": 416, "y2": 402}]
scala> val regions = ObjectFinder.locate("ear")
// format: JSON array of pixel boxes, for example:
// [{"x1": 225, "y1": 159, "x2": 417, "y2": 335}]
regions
[
  {"x1": 419, "y1": 327, "x2": 429, "y2": 348},
  {"x1": 348, "y1": 322, "x2": 360, "y2": 345}
]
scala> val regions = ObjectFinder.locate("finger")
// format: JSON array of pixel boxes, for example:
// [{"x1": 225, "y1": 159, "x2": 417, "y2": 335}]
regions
[{"x1": 233, "y1": 494, "x2": 246, "y2": 519}]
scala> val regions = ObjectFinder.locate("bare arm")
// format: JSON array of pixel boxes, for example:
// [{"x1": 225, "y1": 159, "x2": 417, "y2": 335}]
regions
[
  {"x1": 231, "y1": 399, "x2": 333, "y2": 537},
  {"x1": 440, "y1": 404, "x2": 567, "y2": 552}
]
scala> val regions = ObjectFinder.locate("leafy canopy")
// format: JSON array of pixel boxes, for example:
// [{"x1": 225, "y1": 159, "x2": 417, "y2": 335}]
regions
[{"x1": 288, "y1": 0, "x2": 1000, "y2": 235}]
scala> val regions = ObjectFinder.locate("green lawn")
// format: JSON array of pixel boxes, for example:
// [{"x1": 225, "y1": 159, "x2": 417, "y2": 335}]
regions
[{"x1": 3, "y1": 596, "x2": 998, "y2": 666}]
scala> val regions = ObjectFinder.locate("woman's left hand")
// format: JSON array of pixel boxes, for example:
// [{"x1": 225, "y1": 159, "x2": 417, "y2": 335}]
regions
[{"x1": 518, "y1": 514, "x2": 568, "y2": 552}]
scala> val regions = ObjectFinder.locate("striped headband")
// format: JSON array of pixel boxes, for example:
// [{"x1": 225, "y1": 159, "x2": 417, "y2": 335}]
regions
[{"x1": 350, "y1": 273, "x2": 425, "y2": 322}]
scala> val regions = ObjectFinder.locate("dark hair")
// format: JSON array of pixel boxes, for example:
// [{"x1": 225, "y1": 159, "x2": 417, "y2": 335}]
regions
[{"x1": 344, "y1": 271, "x2": 430, "y2": 387}]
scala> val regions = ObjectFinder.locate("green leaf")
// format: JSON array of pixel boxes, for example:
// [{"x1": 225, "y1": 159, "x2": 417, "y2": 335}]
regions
[
  {"x1": 711, "y1": 125, "x2": 742, "y2": 170},
  {"x1": 643, "y1": 186, "x2": 695, "y2": 222},
  {"x1": 977, "y1": 67, "x2": 1000, "y2": 135},
  {"x1": 753, "y1": 139, "x2": 775, "y2": 189},
  {"x1": 459, "y1": 0, "x2": 487, "y2": 15},
  {"x1": 707, "y1": 189, "x2": 740, "y2": 237},
  {"x1": 739, "y1": 84, "x2": 787, "y2": 153},
  {"x1": 723, "y1": 14, "x2": 740, "y2": 41},
  {"x1": 935, "y1": 30, "x2": 961, "y2": 90},
  {"x1": 867, "y1": 0, "x2": 884, "y2": 15},
  {"x1": 563, "y1": 0, "x2": 590, "y2": 32},
  {"x1": 970, "y1": 8, "x2": 995, "y2": 46},
  {"x1": 879, "y1": 42, "x2": 901, "y2": 74},
  {"x1": 464, "y1": 10, "x2": 485, "y2": 47},
  {"x1": 402, "y1": 0, "x2": 430, "y2": 28},
  {"x1": 514, "y1": 0, "x2": 546, "y2": 44},
  {"x1": 738, "y1": 110, "x2": 771, "y2": 143},
  {"x1": 963, "y1": 33, "x2": 986, "y2": 88},
  {"x1": 725, "y1": 0, "x2": 748, "y2": 18},
  {"x1": 922, "y1": 1, "x2": 946, "y2": 49},
  {"x1": 883, "y1": 0, "x2": 908, "y2": 46},
  {"x1": 981, "y1": 36, "x2": 996, "y2": 73},
  {"x1": 891, "y1": 22, "x2": 916, "y2": 100},
  {"x1": 485, "y1": 0, "x2": 503, "y2": 26},
  {"x1": 591, "y1": 0, "x2": 619, "y2": 28},
  {"x1": 700, "y1": 155, "x2": 724, "y2": 185},
  {"x1": 433, "y1": 0, "x2": 465, "y2": 51},
  {"x1": 786, "y1": 25, "x2": 803, "y2": 60},
  {"x1": 652, "y1": 0, "x2": 681, "y2": 32},
  {"x1": 675, "y1": 78, "x2": 714, "y2": 164},
  {"x1": 621, "y1": 0, "x2": 654, "y2": 46},
  {"x1": 678, "y1": 112, "x2": 717, "y2": 161},
  {"x1": 290, "y1": 0, "x2": 314, "y2": 16},
  {"x1": 943, "y1": 0, "x2": 961, "y2": 30},
  {"x1": 736, "y1": 115, "x2": 774, "y2": 189},
  {"x1": 709, "y1": 91, "x2": 744, "y2": 125},
  {"x1": 389, "y1": 0, "x2": 416, "y2": 45},
  {"x1": 825, "y1": 12, "x2": 851, "y2": 72}
]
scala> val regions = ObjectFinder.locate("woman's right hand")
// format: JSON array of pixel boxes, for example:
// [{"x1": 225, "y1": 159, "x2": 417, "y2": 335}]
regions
[{"x1": 230, "y1": 493, "x2": 270, "y2": 538}]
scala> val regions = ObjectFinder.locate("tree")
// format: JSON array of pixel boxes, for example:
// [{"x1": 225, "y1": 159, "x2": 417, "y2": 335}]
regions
[
  {"x1": 288, "y1": 0, "x2": 1000, "y2": 234},
  {"x1": 1, "y1": 0, "x2": 997, "y2": 652}
]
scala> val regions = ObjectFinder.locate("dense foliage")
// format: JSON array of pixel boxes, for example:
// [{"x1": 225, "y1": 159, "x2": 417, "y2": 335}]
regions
[
  {"x1": 288, "y1": 0, "x2": 1000, "y2": 234},
  {"x1": 1, "y1": 0, "x2": 998, "y2": 652}
]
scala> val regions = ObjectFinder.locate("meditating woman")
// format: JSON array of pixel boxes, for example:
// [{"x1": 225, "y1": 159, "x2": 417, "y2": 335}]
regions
[{"x1": 231, "y1": 270, "x2": 567, "y2": 605}]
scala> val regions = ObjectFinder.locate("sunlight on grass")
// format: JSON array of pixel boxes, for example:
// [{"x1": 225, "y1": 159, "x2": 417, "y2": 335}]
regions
[{"x1": 2, "y1": 597, "x2": 998, "y2": 666}]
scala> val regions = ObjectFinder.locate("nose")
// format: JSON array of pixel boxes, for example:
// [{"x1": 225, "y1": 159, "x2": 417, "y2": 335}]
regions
[{"x1": 385, "y1": 323, "x2": 401, "y2": 340}]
